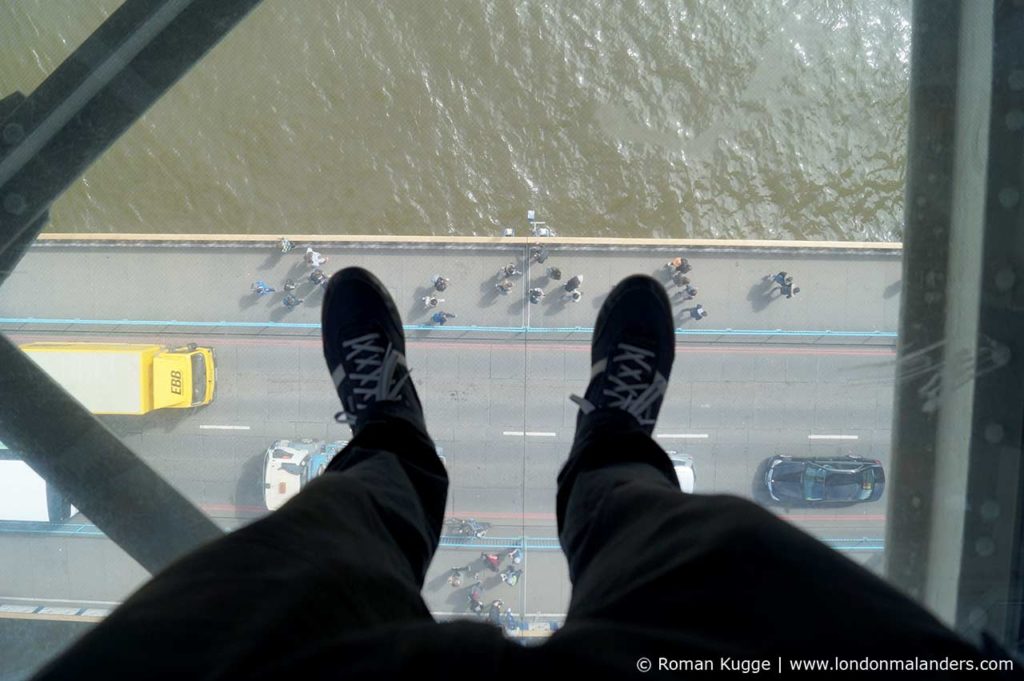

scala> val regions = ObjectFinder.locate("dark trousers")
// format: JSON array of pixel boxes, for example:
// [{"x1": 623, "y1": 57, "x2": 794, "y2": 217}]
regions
[{"x1": 33, "y1": 413, "x2": 995, "y2": 679}]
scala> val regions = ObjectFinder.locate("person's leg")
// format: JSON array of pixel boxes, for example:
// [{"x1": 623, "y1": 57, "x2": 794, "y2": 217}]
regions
[
  {"x1": 33, "y1": 267, "x2": 447, "y2": 680},
  {"x1": 556, "y1": 426, "x2": 976, "y2": 654},
  {"x1": 553, "y1": 274, "x2": 987, "y2": 663},
  {"x1": 33, "y1": 420, "x2": 446, "y2": 680}
]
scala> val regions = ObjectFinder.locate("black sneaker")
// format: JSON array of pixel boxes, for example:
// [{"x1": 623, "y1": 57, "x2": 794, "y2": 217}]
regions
[
  {"x1": 321, "y1": 267, "x2": 426, "y2": 436},
  {"x1": 570, "y1": 274, "x2": 674, "y2": 436}
]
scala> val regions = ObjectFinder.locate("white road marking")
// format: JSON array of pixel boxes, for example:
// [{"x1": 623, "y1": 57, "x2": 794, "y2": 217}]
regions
[
  {"x1": 807, "y1": 434, "x2": 859, "y2": 440},
  {"x1": 502, "y1": 431, "x2": 557, "y2": 437},
  {"x1": 199, "y1": 425, "x2": 251, "y2": 431},
  {"x1": 0, "y1": 596, "x2": 120, "y2": 605},
  {"x1": 656, "y1": 433, "x2": 709, "y2": 439},
  {"x1": 37, "y1": 607, "x2": 81, "y2": 615}
]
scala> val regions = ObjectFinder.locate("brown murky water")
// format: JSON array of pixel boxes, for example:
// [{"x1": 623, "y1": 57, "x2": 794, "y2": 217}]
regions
[{"x1": 0, "y1": 0, "x2": 911, "y2": 240}]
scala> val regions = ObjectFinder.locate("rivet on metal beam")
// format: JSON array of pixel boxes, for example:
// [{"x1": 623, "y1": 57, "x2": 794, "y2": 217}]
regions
[
  {"x1": 980, "y1": 500, "x2": 1000, "y2": 521},
  {"x1": 984, "y1": 422, "x2": 1005, "y2": 444},
  {"x1": 994, "y1": 267, "x2": 1016, "y2": 292}
]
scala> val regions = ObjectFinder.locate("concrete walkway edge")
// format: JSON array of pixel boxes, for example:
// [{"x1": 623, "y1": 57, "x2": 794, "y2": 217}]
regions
[{"x1": 37, "y1": 233, "x2": 903, "y2": 252}]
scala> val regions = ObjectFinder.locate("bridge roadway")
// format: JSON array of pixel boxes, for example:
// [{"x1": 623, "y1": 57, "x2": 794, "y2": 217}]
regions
[{"x1": 0, "y1": 237, "x2": 900, "y2": 672}]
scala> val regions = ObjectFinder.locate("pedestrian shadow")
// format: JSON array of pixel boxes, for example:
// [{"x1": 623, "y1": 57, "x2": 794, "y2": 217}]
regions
[
  {"x1": 746, "y1": 279, "x2": 777, "y2": 312},
  {"x1": 443, "y1": 584, "x2": 477, "y2": 613},
  {"x1": 257, "y1": 251, "x2": 285, "y2": 270},
  {"x1": 406, "y1": 285, "x2": 436, "y2": 320},
  {"x1": 652, "y1": 266, "x2": 673, "y2": 284},
  {"x1": 302, "y1": 284, "x2": 325, "y2": 306},
  {"x1": 234, "y1": 453, "x2": 267, "y2": 512},
  {"x1": 884, "y1": 280, "x2": 902, "y2": 299},
  {"x1": 268, "y1": 296, "x2": 307, "y2": 321},
  {"x1": 544, "y1": 292, "x2": 570, "y2": 316},
  {"x1": 507, "y1": 296, "x2": 527, "y2": 316},
  {"x1": 479, "y1": 276, "x2": 504, "y2": 306},
  {"x1": 269, "y1": 304, "x2": 297, "y2": 323},
  {"x1": 287, "y1": 260, "x2": 309, "y2": 279},
  {"x1": 239, "y1": 292, "x2": 281, "y2": 311},
  {"x1": 674, "y1": 306, "x2": 707, "y2": 325},
  {"x1": 426, "y1": 571, "x2": 453, "y2": 592}
]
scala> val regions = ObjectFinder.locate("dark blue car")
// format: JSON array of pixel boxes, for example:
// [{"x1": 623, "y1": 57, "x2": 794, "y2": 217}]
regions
[{"x1": 764, "y1": 455, "x2": 885, "y2": 505}]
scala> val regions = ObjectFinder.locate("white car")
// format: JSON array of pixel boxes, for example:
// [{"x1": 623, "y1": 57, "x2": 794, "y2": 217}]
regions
[
  {"x1": 669, "y1": 453, "x2": 695, "y2": 494},
  {"x1": 262, "y1": 439, "x2": 346, "y2": 511}
]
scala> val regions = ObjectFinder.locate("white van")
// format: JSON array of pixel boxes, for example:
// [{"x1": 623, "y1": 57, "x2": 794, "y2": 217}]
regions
[{"x1": 0, "y1": 441, "x2": 74, "y2": 522}]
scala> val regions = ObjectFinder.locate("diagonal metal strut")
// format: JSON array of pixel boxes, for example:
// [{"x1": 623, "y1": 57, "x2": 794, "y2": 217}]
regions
[{"x1": 0, "y1": 0, "x2": 265, "y2": 572}]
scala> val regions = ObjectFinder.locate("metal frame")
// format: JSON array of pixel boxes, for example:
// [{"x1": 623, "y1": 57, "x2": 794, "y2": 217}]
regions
[
  {"x1": 888, "y1": 0, "x2": 1024, "y2": 651},
  {"x1": 0, "y1": 0, "x2": 264, "y2": 572},
  {"x1": 1, "y1": 0, "x2": 1023, "y2": 655}
]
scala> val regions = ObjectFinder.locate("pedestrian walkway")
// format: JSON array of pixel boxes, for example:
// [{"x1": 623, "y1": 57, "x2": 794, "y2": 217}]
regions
[{"x1": 0, "y1": 236, "x2": 902, "y2": 338}]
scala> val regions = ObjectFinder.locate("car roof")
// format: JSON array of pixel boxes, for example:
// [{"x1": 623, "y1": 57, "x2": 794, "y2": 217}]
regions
[
  {"x1": 773, "y1": 455, "x2": 880, "y2": 468},
  {"x1": 269, "y1": 439, "x2": 322, "y2": 456}
]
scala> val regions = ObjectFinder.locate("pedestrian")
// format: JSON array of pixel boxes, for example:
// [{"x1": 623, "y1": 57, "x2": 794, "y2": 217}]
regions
[
  {"x1": 507, "y1": 548, "x2": 523, "y2": 565},
  {"x1": 668, "y1": 257, "x2": 691, "y2": 273},
  {"x1": 431, "y1": 311, "x2": 456, "y2": 325},
  {"x1": 431, "y1": 274, "x2": 449, "y2": 292},
  {"x1": 250, "y1": 280, "x2": 275, "y2": 297},
  {"x1": 546, "y1": 266, "x2": 562, "y2": 280},
  {"x1": 528, "y1": 288, "x2": 545, "y2": 304},
  {"x1": 562, "y1": 290, "x2": 583, "y2": 303},
  {"x1": 780, "y1": 281, "x2": 801, "y2": 299},
  {"x1": 671, "y1": 272, "x2": 690, "y2": 288},
  {"x1": 278, "y1": 237, "x2": 294, "y2": 253},
  {"x1": 422, "y1": 295, "x2": 444, "y2": 309},
  {"x1": 564, "y1": 274, "x2": 583, "y2": 292},
  {"x1": 447, "y1": 566, "x2": 469, "y2": 588},
  {"x1": 500, "y1": 262, "x2": 522, "y2": 278},
  {"x1": 305, "y1": 247, "x2": 328, "y2": 268},
  {"x1": 496, "y1": 279, "x2": 514, "y2": 295},
  {"x1": 530, "y1": 246, "x2": 549, "y2": 264},
  {"x1": 468, "y1": 582, "x2": 484, "y2": 615},
  {"x1": 675, "y1": 284, "x2": 698, "y2": 301},
  {"x1": 482, "y1": 552, "x2": 502, "y2": 572},
  {"x1": 689, "y1": 304, "x2": 708, "y2": 320},
  {"x1": 500, "y1": 566, "x2": 522, "y2": 587},
  {"x1": 502, "y1": 607, "x2": 518, "y2": 634},
  {"x1": 770, "y1": 271, "x2": 789, "y2": 287},
  {"x1": 309, "y1": 269, "x2": 328, "y2": 288},
  {"x1": 487, "y1": 600, "x2": 504, "y2": 626},
  {"x1": 282, "y1": 294, "x2": 303, "y2": 308},
  {"x1": 283, "y1": 278, "x2": 296, "y2": 292}
]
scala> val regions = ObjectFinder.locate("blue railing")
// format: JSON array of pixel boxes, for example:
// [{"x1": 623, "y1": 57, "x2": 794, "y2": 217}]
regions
[
  {"x1": 0, "y1": 316, "x2": 897, "y2": 341},
  {"x1": 0, "y1": 521, "x2": 884, "y2": 551}
]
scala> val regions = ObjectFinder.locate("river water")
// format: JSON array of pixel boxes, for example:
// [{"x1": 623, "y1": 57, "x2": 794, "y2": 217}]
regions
[{"x1": 1, "y1": 0, "x2": 911, "y2": 240}]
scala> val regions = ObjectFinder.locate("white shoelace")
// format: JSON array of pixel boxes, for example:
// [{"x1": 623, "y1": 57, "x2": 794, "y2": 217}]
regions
[
  {"x1": 332, "y1": 332, "x2": 412, "y2": 424},
  {"x1": 570, "y1": 343, "x2": 667, "y2": 426}
]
